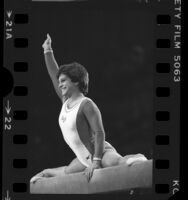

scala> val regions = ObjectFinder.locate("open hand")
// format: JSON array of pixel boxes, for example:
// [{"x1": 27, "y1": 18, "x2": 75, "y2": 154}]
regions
[{"x1": 84, "y1": 161, "x2": 101, "y2": 182}]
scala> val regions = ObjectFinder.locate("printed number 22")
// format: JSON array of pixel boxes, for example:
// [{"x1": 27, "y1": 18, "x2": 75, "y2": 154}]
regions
[{"x1": 4, "y1": 117, "x2": 12, "y2": 130}]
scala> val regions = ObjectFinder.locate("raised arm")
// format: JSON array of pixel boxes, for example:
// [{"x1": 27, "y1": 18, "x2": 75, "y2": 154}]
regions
[{"x1": 42, "y1": 34, "x2": 63, "y2": 101}]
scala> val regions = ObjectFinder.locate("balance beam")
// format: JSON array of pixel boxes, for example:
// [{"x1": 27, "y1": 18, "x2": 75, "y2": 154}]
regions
[{"x1": 30, "y1": 160, "x2": 152, "y2": 194}]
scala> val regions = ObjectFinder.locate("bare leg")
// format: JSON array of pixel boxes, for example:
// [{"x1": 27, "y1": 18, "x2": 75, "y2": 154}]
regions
[
  {"x1": 118, "y1": 154, "x2": 148, "y2": 166},
  {"x1": 35, "y1": 158, "x2": 86, "y2": 177},
  {"x1": 64, "y1": 157, "x2": 86, "y2": 174},
  {"x1": 101, "y1": 151, "x2": 147, "y2": 168},
  {"x1": 30, "y1": 158, "x2": 86, "y2": 183},
  {"x1": 102, "y1": 151, "x2": 123, "y2": 168}
]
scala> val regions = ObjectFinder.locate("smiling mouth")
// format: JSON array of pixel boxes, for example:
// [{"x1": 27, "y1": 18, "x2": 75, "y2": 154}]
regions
[{"x1": 61, "y1": 87, "x2": 67, "y2": 91}]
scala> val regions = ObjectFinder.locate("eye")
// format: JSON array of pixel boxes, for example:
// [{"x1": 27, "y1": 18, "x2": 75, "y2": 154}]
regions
[{"x1": 59, "y1": 79, "x2": 65, "y2": 84}]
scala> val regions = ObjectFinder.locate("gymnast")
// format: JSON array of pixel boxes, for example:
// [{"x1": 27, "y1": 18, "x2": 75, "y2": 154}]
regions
[{"x1": 30, "y1": 34, "x2": 147, "y2": 183}]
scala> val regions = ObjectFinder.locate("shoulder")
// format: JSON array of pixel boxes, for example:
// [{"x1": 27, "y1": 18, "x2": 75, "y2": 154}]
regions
[
  {"x1": 81, "y1": 98, "x2": 100, "y2": 115},
  {"x1": 82, "y1": 97, "x2": 97, "y2": 108}
]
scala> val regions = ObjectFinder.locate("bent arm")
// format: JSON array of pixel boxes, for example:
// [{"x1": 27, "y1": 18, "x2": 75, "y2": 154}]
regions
[{"x1": 83, "y1": 101, "x2": 105, "y2": 160}]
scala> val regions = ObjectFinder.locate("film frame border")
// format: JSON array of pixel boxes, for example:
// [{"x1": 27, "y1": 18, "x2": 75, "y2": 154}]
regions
[{"x1": 2, "y1": 0, "x2": 181, "y2": 199}]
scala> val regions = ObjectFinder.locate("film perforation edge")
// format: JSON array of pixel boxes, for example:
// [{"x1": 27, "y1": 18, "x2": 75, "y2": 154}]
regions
[
  {"x1": 3, "y1": 0, "x2": 181, "y2": 199},
  {"x1": 154, "y1": 2, "x2": 175, "y2": 197},
  {"x1": 12, "y1": 13, "x2": 29, "y2": 195}
]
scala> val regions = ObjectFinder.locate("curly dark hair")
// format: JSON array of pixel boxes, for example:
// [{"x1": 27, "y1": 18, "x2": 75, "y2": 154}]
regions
[{"x1": 56, "y1": 62, "x2": 89, "y2": 95}]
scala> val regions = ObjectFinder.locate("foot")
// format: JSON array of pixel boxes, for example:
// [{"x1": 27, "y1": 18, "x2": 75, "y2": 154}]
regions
[
  {"x1": 126, "y1": 154, "x2": 147, "y2": 166},
  {"x1": 30, "y1": 169, "x2": 57, "y2": 184},
  {"x1": 30, "y1": 175, "x2": 44, "y2": 184}
]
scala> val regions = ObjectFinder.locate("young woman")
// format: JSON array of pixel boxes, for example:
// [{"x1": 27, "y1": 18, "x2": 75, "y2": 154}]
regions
[{"x1": 31, "y1": 34, "x2": 147, "y2": 183}]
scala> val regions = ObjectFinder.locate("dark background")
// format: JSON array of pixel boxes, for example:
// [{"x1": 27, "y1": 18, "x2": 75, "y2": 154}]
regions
[{"x1": 27, "y1": 1, "x2": 155, "y2": 175}]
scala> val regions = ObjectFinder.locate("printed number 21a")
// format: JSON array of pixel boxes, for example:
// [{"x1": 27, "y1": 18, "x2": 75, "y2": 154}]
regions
[
  {"x1": 4, "y1": 117, "x2": 12, "y2": 130},
  {"x1": 5, "y1": 10, "x2": 13, "y2": 40}
]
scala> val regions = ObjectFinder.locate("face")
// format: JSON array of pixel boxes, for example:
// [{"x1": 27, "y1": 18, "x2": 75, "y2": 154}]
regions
[{"x1": 58, "y1": 74, "x2": 78, "y2": 97}]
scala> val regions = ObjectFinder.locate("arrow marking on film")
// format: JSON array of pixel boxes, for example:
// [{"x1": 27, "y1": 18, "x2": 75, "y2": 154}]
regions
[
  {"x1": 7, "y1": 11, "x2": 12, "y2": 18},
  {"x1": 5, "y1": 100, "x2": 11, "y2": 115},
  {"x1": 2, "y1": 190, "x2": 11, "y2": 200}
]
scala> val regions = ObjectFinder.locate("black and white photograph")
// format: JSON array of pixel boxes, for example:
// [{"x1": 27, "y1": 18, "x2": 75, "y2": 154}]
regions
[
  {"x1": 28, "y1": 0, "x2": 154, "y2": 194},
  {"x1": 3, "y1": 0, "x2": 181, "y2": 198}
]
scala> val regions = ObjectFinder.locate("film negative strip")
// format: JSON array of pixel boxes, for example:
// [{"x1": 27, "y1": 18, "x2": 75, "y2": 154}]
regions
[{"x1": 3, "y1": 0, "x2": 181, "y2": 199}]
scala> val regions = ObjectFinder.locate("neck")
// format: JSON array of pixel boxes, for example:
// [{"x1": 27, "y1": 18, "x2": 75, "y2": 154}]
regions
[{"x1": 68, "y1": 91, "x2": 84, "y2": 102}]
